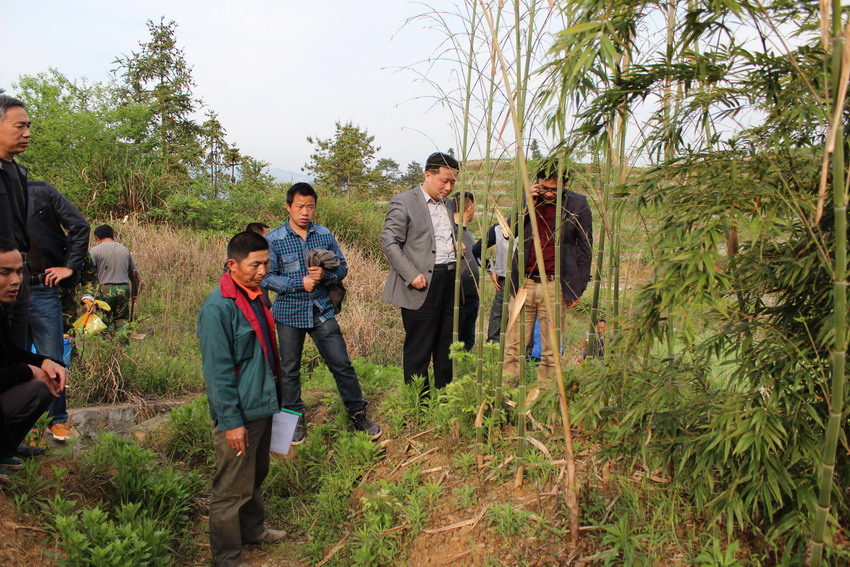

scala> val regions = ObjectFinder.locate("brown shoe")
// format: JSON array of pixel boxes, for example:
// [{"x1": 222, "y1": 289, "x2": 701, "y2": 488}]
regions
[
  {"x1": 249, "y1": 528, "x2": 287, "y2": 544},
  {"x1": 48, "y1": 423, "x2": 78, "y2": 441}
]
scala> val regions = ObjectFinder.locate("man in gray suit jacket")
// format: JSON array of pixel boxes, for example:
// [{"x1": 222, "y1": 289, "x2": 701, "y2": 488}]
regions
[{"x1": 381, "y1": 152, "x2": 459, "y2": 391}]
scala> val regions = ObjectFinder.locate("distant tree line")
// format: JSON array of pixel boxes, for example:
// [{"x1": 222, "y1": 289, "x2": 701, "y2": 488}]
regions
[
  {"x1": 13, "y1": 18, "x2": 282, "y2": 229},
  {"x1": 9, "y1": 17, "x2": 441, "y2": 230}
]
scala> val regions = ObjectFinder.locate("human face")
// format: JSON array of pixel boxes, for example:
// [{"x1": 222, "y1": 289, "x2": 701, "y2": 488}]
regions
[
  {"x1": 0, "y1": 106, "x2": 31, "y2": 161},
  {"x1": 597, "y1": 321, "x2": 606, "y2": 334},
  {"x1": 0, "y1": 250, "x2": 24, "y2": 303},
  {"x1": 286, "y1": 193, "x2": 317, "y2": 231},
  {"x1": 462, "y1": 202, "x2": 475, "y2": 224},
  {"x1": 534, "y1": 177, "x2": 559, "y2": 203},
  {"x1": 227, "y1": 249, "x2": 270, "y2": 290},
  {"x1": 422, "y1": 167, "x2": 457, "y2": 201}
]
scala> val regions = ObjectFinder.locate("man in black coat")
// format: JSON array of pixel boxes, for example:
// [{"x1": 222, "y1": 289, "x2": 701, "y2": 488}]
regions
[
  {"x1": 0, "y1": 95, "x2": 32, "y2": 350},
  {"x1": 27, "y1": 180, "x2": 90, "y2": 440},
  {"x1": 0, "y1": 248, "x2": 67, "y2": 475},
  {"x1": 503, "y1": 161, "x2": 593, "y2": 382}
]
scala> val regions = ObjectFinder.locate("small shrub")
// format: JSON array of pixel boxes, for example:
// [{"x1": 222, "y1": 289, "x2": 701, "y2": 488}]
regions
[
  {"x1": 163, "y1": 396, "x2": 214, "y2": 467},
  {"x1": 79, "y1": 434, "x2": 203, "y2": 535},
  {"x1": 51, "y1": 502, "x2": 171, "y2": 567}
]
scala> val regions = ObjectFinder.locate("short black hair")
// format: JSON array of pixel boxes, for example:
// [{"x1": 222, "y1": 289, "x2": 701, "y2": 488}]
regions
[
  {"x1": 227, "y1": 231, "x2": 269, "y2": 262},
  {"x1": 425, "y1": 152, "x2": 460, "y2": 173},
  {"x1": 0, "y1": 95, "x2": 25, "y2": 122},
  {"x1": 598, "y1": 318, "x2": 606, "y2": 324},
  {"x1": 0, "y1": 246, "x2": 20, "y2": 254},
  {"x1": 286, "y1": 182, "x2": 318, "y2": 205},
  {"x1": 245, "y1": 222, "x2": 269, "y2": 234},
  {"x1": 452, "y1": 191, "x2": 474, "y2": 209},
  {"x1": 536, "y1": 159, "x2": 570, "y2": 185},
  {"x1": 94, "y1": 225, "x2": 115, "y2": 240}
]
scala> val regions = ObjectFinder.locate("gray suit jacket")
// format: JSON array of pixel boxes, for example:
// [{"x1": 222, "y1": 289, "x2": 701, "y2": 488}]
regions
[{"x1": 381, "y1": 186, "x2": 456, "y2": 310}]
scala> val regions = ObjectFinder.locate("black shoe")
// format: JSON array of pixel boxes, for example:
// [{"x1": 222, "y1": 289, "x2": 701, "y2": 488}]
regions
[
  {"x1": 350, "y1": 411, "x2": 382, "y2": 440},
  {"x1": 291, "y1": 418, "x2": 306, "y2": 446},
  {"x1": 14, "y1": 442, "x2": 45, "y2": 459}
]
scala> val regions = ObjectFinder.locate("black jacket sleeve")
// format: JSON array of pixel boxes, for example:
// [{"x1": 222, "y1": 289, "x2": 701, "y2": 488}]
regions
[{"x1": 48, "y1": 184, "x2": 90, "y2": 273}]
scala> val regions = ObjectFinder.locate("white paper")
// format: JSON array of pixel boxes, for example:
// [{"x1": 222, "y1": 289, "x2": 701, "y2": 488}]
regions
[{"x1": 270, "y1": 410, "x2": 301, "y2": 455}]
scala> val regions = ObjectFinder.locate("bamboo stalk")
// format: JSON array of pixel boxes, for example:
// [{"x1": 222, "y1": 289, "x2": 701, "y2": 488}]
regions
[
  {"x1": 482, "y1": 3, "x2": 581, "y2": 546},
  {"x1": 452, "y1": 2, "x2": 480, "y2": 383},
  {"x1": 810, "y1": 15, "x2": 850, "y2": 567}
]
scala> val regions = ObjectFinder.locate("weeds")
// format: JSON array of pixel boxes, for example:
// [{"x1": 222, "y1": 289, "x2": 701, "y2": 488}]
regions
[
  {"x1": 51, "y1": 502, "x2": 172, "y2": 567},
  {"x1": 161, "y1": 396, "x2": 214, "y2": 467},
  {"x1": 452, "y1": 484, "x2": 478, "y2": 509},
  {"x1": 486, "y1": 503, "x2": 539, "y2": 544},
  {"x1": 8, "y1": 458, "x2": 63, "y2": 516},
  {"x1": 598, "y1": 516, "x2": 651, "y2": 567},
  {"x1": 263, "y1": 427, "x2": 383, "y2": 563}
]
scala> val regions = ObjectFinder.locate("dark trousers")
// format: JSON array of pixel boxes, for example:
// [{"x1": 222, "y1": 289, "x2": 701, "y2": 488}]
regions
[
  {"x1": 277, "y1": 317, "x2": 366, "y2": 415},
  {"x1": 210, "y1": 416, "x2": 272, "y2": 567},
  {"x1": 458, "y1": 300, "x2": 479, "y2": 351},
  {"x1": 487, "y1": 276, "x2": 506, "y2": 343},
  {"x1": 401, "y1": 265, "x2": 454, "y2": 389},
  {"x1": 0, "y1": 379, "x2": 52, "y2": 456},
  {"x1": 10, "y1": 265, "x2": 30, "y2": 349}
]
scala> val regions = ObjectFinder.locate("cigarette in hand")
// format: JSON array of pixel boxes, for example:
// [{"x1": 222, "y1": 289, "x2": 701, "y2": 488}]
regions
[{"x1": 236, "y1": 450, "x2": 243, "y2": 457}]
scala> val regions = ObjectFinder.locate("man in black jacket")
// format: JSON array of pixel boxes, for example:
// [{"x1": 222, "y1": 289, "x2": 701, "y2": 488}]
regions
[
  {"x1": 27, "y1": 180, "x2": 90, "y2": 440},
  {"x1": 503, "y1": 161, "x2": 593, "y2": 382},
  {"x1": 0, "y1": 248, "x2": 67, "y2": 476},
  {"x1": 0, "y1": 95, "x2": 32, "y2": 350}
]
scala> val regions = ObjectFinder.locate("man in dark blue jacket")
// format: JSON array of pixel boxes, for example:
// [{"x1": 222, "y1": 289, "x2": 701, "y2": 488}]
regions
[{"x1": 27, "y1": 180, "x2": 90, "y2": 441}]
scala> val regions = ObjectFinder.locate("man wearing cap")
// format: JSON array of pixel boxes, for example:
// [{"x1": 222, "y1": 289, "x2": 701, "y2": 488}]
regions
[{"x1": 381, "y1": 152, "x2": 459, "y2": 392}]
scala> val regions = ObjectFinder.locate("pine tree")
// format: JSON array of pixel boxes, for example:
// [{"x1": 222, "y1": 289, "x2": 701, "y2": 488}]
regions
[
  {"x1": 304, "y1": 122, "x2": 380, "y2": 195},
  {"x1": 114, "y1": 18, "x2": 202, "y2": 174}
]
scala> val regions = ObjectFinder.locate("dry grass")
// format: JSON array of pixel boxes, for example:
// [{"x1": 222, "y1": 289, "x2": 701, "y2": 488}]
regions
[
  {"x1": 98, "y1": 222, "x2": 403, "y2": 375},
  {"x1": 336, "y1": 243, "x2": 404, "y2": 365}
]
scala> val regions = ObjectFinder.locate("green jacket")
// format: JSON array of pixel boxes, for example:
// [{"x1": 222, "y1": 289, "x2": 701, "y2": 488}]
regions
[{"x1": 197, "y1": 272, "x2": 280, "y2": 430}]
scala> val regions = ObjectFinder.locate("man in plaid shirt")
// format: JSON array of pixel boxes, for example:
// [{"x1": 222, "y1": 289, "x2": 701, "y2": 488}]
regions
[{"x1": 262, "y1": 183, "x2": 381, "y2": 444}]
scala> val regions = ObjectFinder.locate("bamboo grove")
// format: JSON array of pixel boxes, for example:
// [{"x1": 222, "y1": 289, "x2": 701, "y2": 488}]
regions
[{"x1": 418, "y1": 0, "x2": 850, "y2": 562}]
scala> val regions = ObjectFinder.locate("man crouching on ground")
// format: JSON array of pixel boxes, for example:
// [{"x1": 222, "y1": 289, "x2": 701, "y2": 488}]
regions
[
  {"x1": 197, "y1": 231, "x2": 286, "y2": 567},
  {"x1": 0, "y1": 247, "x2": 67, "y2": 476}
]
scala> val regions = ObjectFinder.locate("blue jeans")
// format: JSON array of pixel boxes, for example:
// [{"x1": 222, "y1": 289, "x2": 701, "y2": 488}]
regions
[
  {"x1": 276, "y1": 317, "x2": 367, "y2": 415},
  {"x1": 28, "y1": 284, "x2": 67, "y2": 425}
]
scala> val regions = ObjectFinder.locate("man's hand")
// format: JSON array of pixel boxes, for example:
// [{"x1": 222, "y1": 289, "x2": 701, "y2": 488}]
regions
[
  {"x1": 565, "y1": 298, "x2": 580, "y2": 309},
  {"x1": 29, "y1": 364, "x2": 62, "y2": 397},
  {"x1": 490, "y1": 272, "x2": 501, "y2": 291},
  {"x1": 225, "y1": 426, "x2": 248, "y2": 454},
  {"x1": 44, "y1": 267, "x2": 73, "y2": 287},
  {"x1": 40, "y1": 359, "x2": 68, "y2": 394},
  {"x1": 307, "y1": 266, "x2": 324, "y2": 282},
  {"x1": 410, "y1": 274, "x2": 427, "y2": 290},
  {"x1": 302, "y1": 275, "x2": 317, "y2": 292}
]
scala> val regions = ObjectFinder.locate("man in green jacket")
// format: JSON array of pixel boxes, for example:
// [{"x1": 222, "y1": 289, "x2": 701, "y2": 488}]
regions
[{"x1": 197, "y1": 231, "x2": 286, "y2": 567}]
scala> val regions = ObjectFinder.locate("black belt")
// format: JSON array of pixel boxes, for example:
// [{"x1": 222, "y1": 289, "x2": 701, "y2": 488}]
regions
[
  {"x1": 29, "y1": 273, "x2": 46, "y2": 285},
  {"x1": 527, "y1": 273, "x2": 555, "y2": 283},
  {"x1": 433, "y1": 263, "x2": 455, "y2": 272}
]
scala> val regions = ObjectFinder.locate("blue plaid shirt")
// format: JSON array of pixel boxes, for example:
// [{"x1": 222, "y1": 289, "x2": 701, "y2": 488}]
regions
[{"x1": 262, "y1": 220, "x2": 347, "y2": 329}]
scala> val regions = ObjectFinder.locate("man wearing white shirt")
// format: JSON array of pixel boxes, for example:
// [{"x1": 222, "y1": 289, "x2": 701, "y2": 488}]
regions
[{"x1": 381, "y1": 152, "x2": 460, "y2": 392}]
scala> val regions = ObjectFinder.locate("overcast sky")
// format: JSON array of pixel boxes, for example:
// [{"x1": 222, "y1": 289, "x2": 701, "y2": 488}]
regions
[{"x1": 1, "y1": 1, "x2": 476, "y2": 173}]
